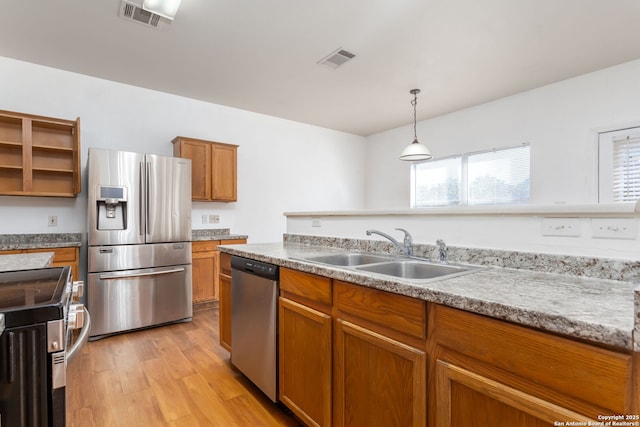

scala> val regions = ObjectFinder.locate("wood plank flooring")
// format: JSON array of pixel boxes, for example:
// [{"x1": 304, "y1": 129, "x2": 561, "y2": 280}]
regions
[{"x1": 66, "y1": 308, "x2": 302, "y2": 427}]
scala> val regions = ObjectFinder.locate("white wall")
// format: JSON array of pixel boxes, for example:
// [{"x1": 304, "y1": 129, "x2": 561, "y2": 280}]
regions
[
  {"x1": 365, "y1": 59, "x2": 640, "y2": 209},
  {"x1": 286, "y1": 60, "x2": 640, "y2": 261},
  {"x1": 0, "y1": 57, "x2": 366, "y2": 242}
]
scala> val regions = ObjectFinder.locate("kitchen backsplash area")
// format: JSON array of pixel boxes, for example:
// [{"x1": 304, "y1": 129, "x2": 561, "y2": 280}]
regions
[{"x1": 284, "y1": 233, "x2": 640, "y2": 283}]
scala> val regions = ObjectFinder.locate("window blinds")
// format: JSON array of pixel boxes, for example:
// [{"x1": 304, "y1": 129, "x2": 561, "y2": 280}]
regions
[{"x1": 612, "y1": 134, "x2": 640, "y2": 202}]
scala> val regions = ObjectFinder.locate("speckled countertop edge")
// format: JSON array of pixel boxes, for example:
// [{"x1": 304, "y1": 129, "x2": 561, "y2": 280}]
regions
[
  {"x1": 0, "y1": 233, "x2": 82, "y2": 250},
  {"x1": 218, "y1": 242, "x2": 637, "y2": 351},
  {"x1": 192, "y1": 229, "x2": 248, "y2": 241}
]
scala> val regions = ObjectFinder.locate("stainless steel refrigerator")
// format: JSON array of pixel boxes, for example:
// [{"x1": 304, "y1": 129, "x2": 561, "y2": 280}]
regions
[{"x1": 87, "y1": 148, "x2": 192, "y2": 340}]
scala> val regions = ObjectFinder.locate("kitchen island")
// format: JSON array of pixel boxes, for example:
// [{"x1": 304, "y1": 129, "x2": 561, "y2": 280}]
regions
[{"x1": 218, "y1": 237, "x2": 639, "y2": 427}]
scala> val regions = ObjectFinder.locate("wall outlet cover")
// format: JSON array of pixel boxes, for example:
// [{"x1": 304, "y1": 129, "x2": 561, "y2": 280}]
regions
[
  {"x1": 592, "y1": 218, "x2": 637, "y2": 239},
  {"x1": 541, "y1": 217, "x2": 580, "y2": 237}
]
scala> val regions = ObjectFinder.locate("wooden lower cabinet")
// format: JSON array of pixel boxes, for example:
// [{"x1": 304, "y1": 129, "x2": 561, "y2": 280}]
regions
[
  {"x1": 278, "y1": 269, "x2": 426, "y2": 427},
  {"x1": 192, "y1": 241, "x2": 220, "y2": 303},
  {"x1": 334, "y1": 319, "x2": 426, "y2": 427},
  {"x1": 218, "y1": 251, "x2": 232, "y2": 352},
  {"x1": 193, "y1": 238, "x2": 246, "y2": 307},
  {"x1": 279, "y1": 297, "x2": 332, "y2": 427},
  {"x1": 429, "y1": 304, "x2": 634, "y2": 427},
  {"x1": 273, "y1": 266, "x2": 637, "y2": 427},
  {"x1": 0, "y1": 246, "x2": 79, "y2": 280}
]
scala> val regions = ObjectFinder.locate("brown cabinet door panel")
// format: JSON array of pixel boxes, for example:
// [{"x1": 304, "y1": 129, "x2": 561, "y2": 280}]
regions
[
  {"x1": 279, "y1": 297, "x2": 332, "y2": 427},
  {"x1": 435, "y1": 360, "x2": 597, "y2": 427},
  {"x1": 334, "y1": 319, "x2": 426, "y2": 427}
]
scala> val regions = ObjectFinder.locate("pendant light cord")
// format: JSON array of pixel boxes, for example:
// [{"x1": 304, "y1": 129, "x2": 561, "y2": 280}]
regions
[
  {"x1": 412, "y1": 92, "x2": 418, "y2": 141},
  {"x1": 410, "y1": 88, "x2": 420, "y2": 142}
]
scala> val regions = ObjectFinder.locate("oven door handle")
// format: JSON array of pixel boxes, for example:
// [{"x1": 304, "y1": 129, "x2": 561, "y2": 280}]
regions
[
  {"x1": 66, "y1": 307, "x2": 91, "y2": 362},
  {"x1": 98, "y1": 267, "x2": 185, "y2": 280}
]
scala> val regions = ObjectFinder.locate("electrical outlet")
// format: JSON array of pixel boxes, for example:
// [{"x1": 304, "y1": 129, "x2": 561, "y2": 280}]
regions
[
  {"x1": 48, "y1": 215, "x2": 58, "y2": 227},
  {"x1": 311, "y1": 217, "x2": 321, "y2": 227},
  {"x1": 541, "y1": 217, "x2": 579, "y2": 237},
  {"x1": 201, "y1": 215, "x2": 208, "y2": 224},
  {"x1": 209, "y1": 214, "x2": 220, "y2": 224},
  {"x1": 592, "y1": 218, "x2": 637, "y2": 239}
]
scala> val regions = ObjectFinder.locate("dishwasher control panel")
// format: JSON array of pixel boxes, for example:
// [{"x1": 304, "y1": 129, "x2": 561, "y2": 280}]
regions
[{"x1": 231, "y1": 256, "x2": 279, "y2": 281}]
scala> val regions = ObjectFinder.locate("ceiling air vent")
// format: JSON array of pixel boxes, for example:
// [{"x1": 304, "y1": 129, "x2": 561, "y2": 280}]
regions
[
  {"x1": 318, "y1": 48, "x2": 356, "y2": 69},
  {"x1": 119, "y1": 0, "x2": 166, "y2": 29}
]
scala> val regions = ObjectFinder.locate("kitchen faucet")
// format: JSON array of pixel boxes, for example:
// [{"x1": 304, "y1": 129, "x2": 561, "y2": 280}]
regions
[
  {"x1": 436, "y1": 239, "x2": 448, "y2": 264},
  {"x1": 366, "y1": 228, "x2": 413, "y2": 256}
]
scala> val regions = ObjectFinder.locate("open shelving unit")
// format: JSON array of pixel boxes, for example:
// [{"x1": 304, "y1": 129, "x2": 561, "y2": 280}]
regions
[{"x1": 0, "y1": 110, "x2": 81, "y2": 197}]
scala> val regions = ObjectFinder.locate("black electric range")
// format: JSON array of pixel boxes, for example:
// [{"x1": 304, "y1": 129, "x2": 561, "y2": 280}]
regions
[{"x1": 0, "y1": 266, "x2": 76, "y2": 427}]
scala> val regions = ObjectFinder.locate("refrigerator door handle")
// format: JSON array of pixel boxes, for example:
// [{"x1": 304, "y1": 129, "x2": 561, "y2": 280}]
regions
[
  {"x1": 98, "y1": 267, "x2": 186, "y2": 280},
  {"x1": 139, "y1": 162, "x2": 144, "y2": 236},
  {"x1": 146, "y1": 161, "x2": 151, "y2": 237}
]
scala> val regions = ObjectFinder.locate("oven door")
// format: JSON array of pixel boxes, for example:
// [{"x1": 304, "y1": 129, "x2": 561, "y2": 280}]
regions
[
  {"x1": 87, "y1": 264, "x2": 192, "y2": 339},
  {"x1": 0, "y1": 323, "x2": 49, "y2": 427}
]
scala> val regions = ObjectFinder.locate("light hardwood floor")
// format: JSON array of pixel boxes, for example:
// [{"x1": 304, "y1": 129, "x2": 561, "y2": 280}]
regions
[{"x1": 67, "y1": 308, "x2": 302, "y2": 427}]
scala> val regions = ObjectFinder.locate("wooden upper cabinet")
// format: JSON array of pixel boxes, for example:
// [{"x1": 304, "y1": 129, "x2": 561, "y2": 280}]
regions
[
  {"x1": 172, "y1": 136, "x2": 238, "y2": 202},
  {"x1": 0, "y1": 110, "x2": 81, "y2": 197}
]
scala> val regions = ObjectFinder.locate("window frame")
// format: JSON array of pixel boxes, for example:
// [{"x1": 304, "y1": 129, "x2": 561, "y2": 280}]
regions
[
  {"x1": 598, "y1": 126, "x2": 640, "y2": 203},
  {"x1": 410, "y1": 143, "x2": 530, "y2": 208}
]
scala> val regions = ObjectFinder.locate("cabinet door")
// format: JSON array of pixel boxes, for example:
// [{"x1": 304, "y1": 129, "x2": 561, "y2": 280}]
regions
[
  {"x1": 279, "y1": 297, "x2": 332, "y2": 427},
  {"x1": 435, "y1": 360, "x2": 597, "y2": 427},
  {"x1": 334, "y1": 319, "x2": 426, "y2": 427},
  {"x1": 211, "y1": 143, "x2": 237, "y2": 202},
  {"x1": 192, "y1": 250, "x2": 216, "y2": 303},
  {"x1": 219, "y1": 268, "x2": 232, "y2": 352},
  {"x1": 177, "y1": 139, "x2": 211, "y2": 200}
]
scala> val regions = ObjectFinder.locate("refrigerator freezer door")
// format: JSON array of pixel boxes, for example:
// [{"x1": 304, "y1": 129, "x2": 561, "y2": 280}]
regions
[
  {"x1": 88, "y1": 149, "x2": 146, "y2": 246},
  {"x1": 87, "y1": 264, "x2": 192, "y2": 339},
  {"x1": 145, "y1": 154, "x2": 192, "y2": 243}
]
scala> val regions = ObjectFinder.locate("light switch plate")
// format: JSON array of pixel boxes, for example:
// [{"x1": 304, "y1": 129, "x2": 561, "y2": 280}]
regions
[
  {"x1": 541, "y1": 218, "x2": 580, "y2": 237},
  {"x1": 592, "y1": 218, "x2": 637, "y2": 239}
]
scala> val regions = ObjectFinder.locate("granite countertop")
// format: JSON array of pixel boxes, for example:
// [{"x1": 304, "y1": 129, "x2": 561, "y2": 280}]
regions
[
  {"x1": 192, "y1": 229, "x2": 248, "y2": 242},
  {"x1": 218, "y1": 242, "x2": 638, "y2": 351},
  {"x1": 0, "y1": 233, "x2": 82, "y2": 250},
  {"x1": 0, "y1": 252, "x2": 55, "y2": 272}
]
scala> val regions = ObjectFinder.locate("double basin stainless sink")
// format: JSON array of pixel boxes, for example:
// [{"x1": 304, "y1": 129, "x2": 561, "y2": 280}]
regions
[{"x1": 296, "y1": 252, "x2": 483, "y2": 283}]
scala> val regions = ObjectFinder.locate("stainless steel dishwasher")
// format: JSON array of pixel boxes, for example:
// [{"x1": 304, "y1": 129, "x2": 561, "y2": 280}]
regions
[{"x1": 230, "y1": 256, "x2": 279, "y2": 402}]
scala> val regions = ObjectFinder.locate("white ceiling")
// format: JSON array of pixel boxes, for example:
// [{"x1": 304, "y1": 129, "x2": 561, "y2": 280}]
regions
[{"x1": 1, "y1": 0, "x2": 640, "y2": 136}]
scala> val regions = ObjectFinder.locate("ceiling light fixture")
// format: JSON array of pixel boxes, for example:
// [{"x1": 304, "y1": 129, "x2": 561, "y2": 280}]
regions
[
  {"x1": 142, "y1": 0, "x2": 182, "y2": 20},
  {"x1": 400, "y1": 89, "x2": 432, "y2": 161}
]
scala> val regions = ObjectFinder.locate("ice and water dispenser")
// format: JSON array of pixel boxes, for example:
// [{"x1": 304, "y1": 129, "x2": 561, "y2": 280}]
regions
[{"x1": 95, "y1": 186, "x2": 128, "y2": 230}]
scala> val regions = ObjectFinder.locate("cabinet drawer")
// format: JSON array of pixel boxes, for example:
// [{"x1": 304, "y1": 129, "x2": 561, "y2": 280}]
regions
[
  {"x1": 432, "y1": 304, "x2": 633, "y2": 413},
  {"x1": 192, "y1": 240, "x2": 219, "y2": 252},
  {"x1": 280, "y1": 268, "x2": 332, "y2": 311},
  {"x1": 220, "y1": 238, "x2": 246, "y2": 245},
  {"x1": 28, "y1": 247, "x2": 77, "y2": 262},
  {"x1": 335, "y1": 281, "x2": 426, "y2": 343}
]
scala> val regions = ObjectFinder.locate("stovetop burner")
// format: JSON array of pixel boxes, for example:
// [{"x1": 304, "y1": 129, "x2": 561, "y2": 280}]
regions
[{"x1": 0, "y1": 267, "x2": 71, "y2": 328}]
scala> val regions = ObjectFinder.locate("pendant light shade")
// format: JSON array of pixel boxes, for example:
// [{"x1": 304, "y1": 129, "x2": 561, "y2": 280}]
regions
[{"x1": 400, "y1": 89, "x2": 432, "y2": 161}]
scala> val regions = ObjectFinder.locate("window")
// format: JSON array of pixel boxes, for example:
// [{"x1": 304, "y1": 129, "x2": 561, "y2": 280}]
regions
[
  {"x1": 599, "y1": 127, "x2": 640, "y2": 203},
  {"x1": 411, "y1": 144, "x2": 530, "y2": 208}
]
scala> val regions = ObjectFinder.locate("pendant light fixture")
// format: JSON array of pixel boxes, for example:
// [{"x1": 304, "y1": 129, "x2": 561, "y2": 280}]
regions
[{"x1": 400, "y1": 89, "x2": 432, "y2": 161}]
